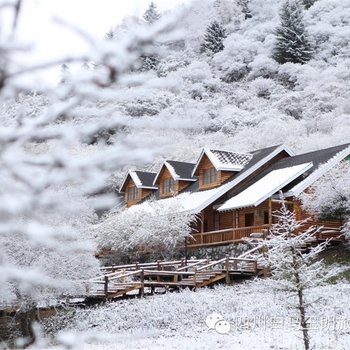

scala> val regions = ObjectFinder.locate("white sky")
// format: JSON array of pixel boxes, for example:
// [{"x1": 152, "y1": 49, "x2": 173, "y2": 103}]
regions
[{"x1": 10, "y1": 0, "x2": 193, "y2": 84}]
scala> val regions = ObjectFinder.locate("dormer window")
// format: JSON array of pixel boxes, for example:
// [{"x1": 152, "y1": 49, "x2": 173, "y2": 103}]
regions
[
  {"x1": 162, "y1": 178, "x2": 175, "y2": 193},
  {"x1": 127, "y1": 186, "x2": 139, "y2": 201},
  {"x1": 203, "y1": 167, "x2": 217, "y2": 184}
]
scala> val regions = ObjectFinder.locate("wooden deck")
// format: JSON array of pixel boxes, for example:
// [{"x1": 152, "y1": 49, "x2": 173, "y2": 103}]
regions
[
  {"x1": 85, "y1": 248, "x2": 268, "y2": 301},
  {"x1": 188, "y1": 225, "x2": 344, "y2": 248},
  {"x1": 189, "y1": 225, "x2": 269, "y2": 248}
]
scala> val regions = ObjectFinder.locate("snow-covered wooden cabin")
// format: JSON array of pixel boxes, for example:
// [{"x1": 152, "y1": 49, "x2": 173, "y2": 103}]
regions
[
  {"x1": 120, "y1": 170, "x2": 158, "y2": 207},
  {"x1": 120, "y1": 143, "x2": 350, "y2": 247}
]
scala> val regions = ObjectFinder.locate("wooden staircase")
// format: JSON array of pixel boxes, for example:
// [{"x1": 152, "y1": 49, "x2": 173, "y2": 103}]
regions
[{"x1": 84, "y1": 246, "x2": 268, "y2": 301}]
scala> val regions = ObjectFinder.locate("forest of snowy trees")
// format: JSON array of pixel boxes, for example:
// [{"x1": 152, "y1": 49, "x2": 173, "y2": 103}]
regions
[{"x1": 1, "y1": 0, "x2": 350, "y2": 349}]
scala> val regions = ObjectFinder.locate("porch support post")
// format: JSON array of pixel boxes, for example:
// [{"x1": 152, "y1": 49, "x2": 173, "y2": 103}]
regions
[
  {"x1": 268, "y1": 199, "x2": 272, "y2": 225},
  {"x1": 200, "y1": 211, "x2": 204, "y2": 245}
]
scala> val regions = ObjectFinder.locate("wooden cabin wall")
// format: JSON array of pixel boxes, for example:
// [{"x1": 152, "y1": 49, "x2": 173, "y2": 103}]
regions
[
  {"x1": 293, "y1": 199, "x2": 343, "y2": 229},
  {"x1": 196, "y1": 154, "x2": 237, "y2": 190}
]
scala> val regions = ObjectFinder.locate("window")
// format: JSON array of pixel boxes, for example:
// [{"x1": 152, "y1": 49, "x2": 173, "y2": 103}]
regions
[
  {"x1": 245, "y1": 213, "x2": 254, "y2": 227},
  {"x1": 203, "y1": 167, "x2": 217, "y2": 185},
  {"x1": 162, "y1": 178, "x2": 175, "y2": 193},
  {"x1": 127, "y1": 186, "x2": 139, "y2": 201},
  {"x1": 264, "y1": 211, "x2": 269, "y2": 225}
]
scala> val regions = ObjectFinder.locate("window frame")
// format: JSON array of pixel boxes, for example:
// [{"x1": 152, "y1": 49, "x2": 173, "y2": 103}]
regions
[
  {"x1": 162, "y1": 177, "x2": 175, "y2": 193},
  {"x1": 202, "y1": 167, "x2": 217, "y2": 185},
  {"x1": 127, "y1": 186, "x2": 139, "y2": 201}
]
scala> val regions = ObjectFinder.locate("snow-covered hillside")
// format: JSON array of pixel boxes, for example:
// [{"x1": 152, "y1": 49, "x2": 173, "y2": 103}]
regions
[
  {"x1": 45, "y1": 281, "x2": 350, "y2": 350},
  {"x1": 99, "y1": 0, "x2": 350, "y2": 186}
]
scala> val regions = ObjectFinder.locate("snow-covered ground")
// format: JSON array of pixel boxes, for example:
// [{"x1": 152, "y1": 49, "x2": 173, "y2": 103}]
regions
[{"x1": 45, "y1": 280, "x2": 350, "y2": 350}]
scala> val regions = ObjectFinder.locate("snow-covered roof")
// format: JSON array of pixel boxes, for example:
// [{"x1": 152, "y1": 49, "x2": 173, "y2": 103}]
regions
[
  {"x1": 154, "y1": 144, "x2": 294, "y2": 214},
  {"x1": 283, "y1": 143, "x2": 350, "y2": 197},
  {"x1": 192, "y1": 148, "x2": 254, "y2": 176},
  {"x1": 121, "y1": 144, "x2": 294, "y2": 212},
  {"x1": 153, "y1": 160, "x2": 196, "y2": 185},
  {"x1": 218, "y1": 163, "x2": 313, "y2": 211},
  {"x1": 120, "y1": 170, "x2": 158, "y2": 192}
]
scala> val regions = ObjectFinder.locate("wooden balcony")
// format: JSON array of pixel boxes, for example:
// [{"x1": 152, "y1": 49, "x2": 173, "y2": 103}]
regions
[{"x1": 189, "y1": 225, "x2": 270, "y2": 248}]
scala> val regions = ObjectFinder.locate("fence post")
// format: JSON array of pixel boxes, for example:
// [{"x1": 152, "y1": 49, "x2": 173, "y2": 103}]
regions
[
  {"x1": 122, "y1": 269, "x2": 126, "y2": 284},
  {"x1": 193, "y1": 268, "x2": 197, "y2": 291},
  {"x1": 253, "y1": 260, "x2": 258, "y2": 275},
  {"x1": 139, "y1": 270, "x2": 144, "y2": 297},
  {"x1": 104, "y1": 276, "x2": 109, "y2": 298},
  {"x1": 157, "y1": 260, "x2": 161, "y2": 282},
  {"x1": 225, "y1": 255, "x2": 230, "y2": 284},
  {"x1": 233, "y1": 258, "x2": 238, "y2": 271}
]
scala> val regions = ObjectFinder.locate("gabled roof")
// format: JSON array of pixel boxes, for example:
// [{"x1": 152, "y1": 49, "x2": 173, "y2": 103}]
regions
[
  {"x1": 120, "y1": 170, "x2": 158, "y2": 193},
  {"x1": 153, "y1": 160, "x2": 196, "y2": 185},
  {"x1": 192, "y1": 146, "x2": 284, "y2": 176},
  {"x1": 174, "y1": 144, "x2": 294, "y2": 213},
  {"x1": 218, "y1": 163, "x2": 313, "y2": 211},
  {"x1": 281, "y1": 143, "x2": 350, "y2": 197}
]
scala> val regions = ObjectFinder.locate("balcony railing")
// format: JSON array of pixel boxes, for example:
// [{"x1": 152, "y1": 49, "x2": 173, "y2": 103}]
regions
[{"x1": 189, "y1": 225, "x2": 271, "y2": 247}]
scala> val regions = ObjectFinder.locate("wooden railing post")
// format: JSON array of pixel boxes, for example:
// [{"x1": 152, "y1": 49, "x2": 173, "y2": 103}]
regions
[
  {"x1": 157, "y1": 261, "x2": 161, "y2": 282},
  {"x1": 122, "y1": 269, "x2": 126, "y2": 284},
  {"x1": 233, "y1": 258, "x2": 238, "y2": 271},
  {"x1": 253, "y1": 260, "x2": 258, "y2": 275},
  {"x1": 104, "y1": 276, "x2": 109, "y2": 298},
  {"x1": 225, "y1": 255, "x2": 230, "y2": 284},
  {"x1": 193, "y1": 268, "x2": 197, "y2": 290},
  {"x1": 139, "y1": 270, "x2": 144, "y2": 297}
]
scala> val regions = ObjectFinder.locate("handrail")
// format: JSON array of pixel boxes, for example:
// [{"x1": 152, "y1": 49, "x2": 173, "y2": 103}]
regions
[
  {"x1": 108, "y1": 269, "x2": 143, "y2": 282},
  {"x1": 143, "y1": 270, "x2": 195, "y2": 276},
  {"x1": 237, "y1": 245, "x2": 266, "y2": 259},
  {"x1": 101, "y1": 259, "x2": 203, "y2": 271},
  {"x1": 177, "y1": 259, "x2": 208, "y2": 271},
  {"x1": 191, "y1": 225, "x2": 270, "y2": 237},
  {"x1": 197, "y1": 257, "x2": 226, "y2": 271}
]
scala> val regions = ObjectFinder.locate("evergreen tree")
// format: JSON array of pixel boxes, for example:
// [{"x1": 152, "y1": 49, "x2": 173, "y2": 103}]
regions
[
  {"x1": 302, "y1": 0, "x2": 317, "y2": 9},
  {"x1": 268, "y1": 198, "x2": 344, "y2": 350},
  {"x1": 273, "y1": 0, "x2": 312, "y2": 64},
  {"x1": 143, "y1": 2, "x2": 161, "y2": 25},
  {"x1": 139, "y1": 2, "x2": 161, "y2": 71},
  {"x1": 273, "y1": 0, "x2": 313, "y2": 64},
  {"x1": 200, "y1": 21, "x2": 227, "y2": 54},
  {"x1": 140, "y1": 55, "x2": 158, "y2": 72},
  {"x1": 237, "y1": 0, "x2": 252, "y2": 19}
]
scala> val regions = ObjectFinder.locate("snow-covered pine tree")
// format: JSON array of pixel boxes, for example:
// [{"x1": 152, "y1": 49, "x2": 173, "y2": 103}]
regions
[
  {"x1": 302, "y1": 0, "x2": 317, "y2": 9},
  {"x1": 237, "y1": 0, "x2": 252, "y2": 19},
  {"x1": 140, "y1": 2, "x2": 161, "y2": 71},
  {"x1": 143, "y1": 2, "x2": 161, "y2": 25},
  {"x1": 140, "y1": 55, "x2": 159, "y2": 72},
  {"x1": 268, "y1": 198, "x2": 343, "y2": 350},
  {"x1": 273, "y1": 0, "x2": 313, "y2": 64},
  {"x1": 200, "y1": 21, "x2": 227, "y2": 54}
]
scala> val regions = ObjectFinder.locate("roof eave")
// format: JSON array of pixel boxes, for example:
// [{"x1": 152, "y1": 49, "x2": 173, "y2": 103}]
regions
[
  {"x1": 289, "y1": 145, "x2": 350, "y2": 197},
  {"x1": 119, "y1": 171, "x2": 132, "y2": 193}
]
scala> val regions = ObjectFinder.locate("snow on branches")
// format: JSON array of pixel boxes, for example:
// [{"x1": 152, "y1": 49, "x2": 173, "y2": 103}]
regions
[
  {"x1": 267, "y1": 197, "x2": 344, "y2": 350},
  {"x1": 97, "y1": 199, "x2": 196, "y2": 261}
]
